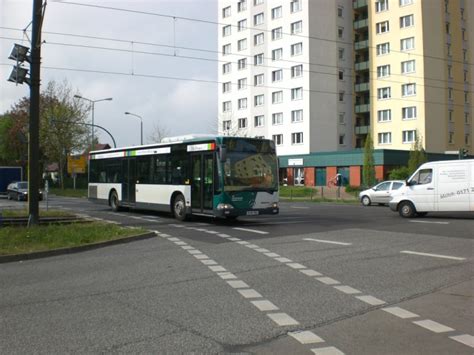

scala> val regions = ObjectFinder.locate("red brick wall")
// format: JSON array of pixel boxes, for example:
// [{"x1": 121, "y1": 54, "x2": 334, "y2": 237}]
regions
[
  {"x1": 350, "y1": 166, "x2": 361, "y2": 187},
  {"x1": 304, "y1": 167, "x2": 315, "y2": 186},
  {"x1": 375, "y1": 165, "x2": 386, "y2": 181},
  {"x1": 287, "y1": 168, "x2": 294, "y2": 185},
  {"x1": 326, "y1": 166, "x2": 337, "y2": 185}
]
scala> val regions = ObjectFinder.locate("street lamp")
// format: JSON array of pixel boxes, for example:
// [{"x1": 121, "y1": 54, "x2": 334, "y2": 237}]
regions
[
  {"x1": 74, "y1": 95, "x2": 113, "y2": 150},
  {"x1": 124, "y1": 112, "x2": 143, "y2": 145}
]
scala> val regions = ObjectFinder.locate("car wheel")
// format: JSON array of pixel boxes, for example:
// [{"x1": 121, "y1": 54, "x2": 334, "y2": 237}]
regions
[
  {"x1": 173, "y1": 194, "x2": 187, "y2": 221},
  {"x1": 399, "y1": 201, "x2": 416, "y2": 218},
  {"x1": 361, "y1": 195, "x2": 371, "y2": 206},
  {"x1": 110, "y1": 191, "x2": 120, "y2": 212}
]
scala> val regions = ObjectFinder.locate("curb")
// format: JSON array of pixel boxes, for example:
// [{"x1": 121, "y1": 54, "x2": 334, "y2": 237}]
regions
[{"x1": 0, "y1": 231, "x2": 157, "y2": 264}]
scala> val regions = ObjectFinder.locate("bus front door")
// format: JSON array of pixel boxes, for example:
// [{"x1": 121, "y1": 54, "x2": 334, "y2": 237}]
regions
[
  {"x1": 191, "y1": 153, "x2": 214, "y2": 213},
  {"x1": 122, "y1": 158, "x2": 136, "y2": 206}
]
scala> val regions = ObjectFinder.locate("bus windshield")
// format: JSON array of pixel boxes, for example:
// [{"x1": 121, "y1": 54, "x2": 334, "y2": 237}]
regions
[{"x1": 222, "y1": 138, "x2": 278, "y2": 192}]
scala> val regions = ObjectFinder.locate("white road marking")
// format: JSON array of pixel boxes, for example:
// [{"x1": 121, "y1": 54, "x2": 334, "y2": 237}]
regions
[
  {"x1": 174, "y1": 241, "x2": 187, "y2": 246},
  {"x1": 245, "y1": 244, "x2": 260, "y2": 249},
  {"x1": 181, "y1": 246, "x2": 194, "y2": 250},
  {"x1": 413, "y1": 320, "x2": 455, "y2": 333},
  {"x1": 218, "y1": 234, "x2": 231, "y2": 238},
  {"x1": 449, "y1": 334, "x2": 474, "y2": 348},
  {"x1": 205, "y1": 230, "x2": 219, "y2": 234},
  {"x1": 209, "y1": 265, "x2": 227, "y2": 272},
  {"x1": 409, "y1": 220, "x2": 449, "y2": 225},
  {"x1": 316, "y1": 277, "x2": 340, "y2": 285},
  {"x1": 142, "y1": 218, "x2": 159, "y2": 222},
  {"x1": 290, "y1": 206, "x2": 310, "y2": 209},
  {"x1": 237, "y1": 241, "x2": 250, "y2": 245},
  {"x1": 311, "y1": 346, "x2": 345, "y2": 355},
  {"x1": 187, "y1": 250, "x2": 202, "y2": 255},
  {"x1": 228, "y1": 238, "x2": 241, "y2": 242},
  {"x1": 382, "y1": 307, "x2": 419, "y2": 319},
  {"x1": 104, "y1": 220, "x2": 121, "y2": 225},
  {"x1": 287, "y1": 263, "x2": 306, "y2": 270},
  {"x1": 233, "y1": 227, "x2": 269, "y2": 235},
  {"x1": 218, "y1": 272, "x2": 238, "y2": 280},
  {"x1": 355, "y1": 295, "x2": 386, "y2": 306},
  {"x1": 227, "y1": 280, "x2": 249, "y2": 289},
  {"x1": 194, "y1": 254, "x2": 209, "y2": 260},
  {"x1": 333, "y1": 285, "x2": 361, "y2": 295},
  {"x1": 201, "y1": 259, "x2": 218, "y2": 266},
  {"x1": 300, "y1": 269, "x2": 322, "y2": 277},
  {"x1": 255, "y1": 248, "x2": 270, "y2": 253},
  {"x1": 169, "y1": 224, "x2": 184, "y2": 228},
  {"x1": 275, "y1": 257, "x2": 293, "y2": 263},
  {"x1": 303, "y1": 238, "x2": 352, "y2": 246},
  {"x1": 267, "y1": 313, "x2": 299, "y2": 326},
  {"x1": 160, "y1": 234, "x2": 171, "y2": 237},
  {"x1": 238, "y1": 289, "x2": 263, "y2": 299},
  {"x1": 264, "y1": 252, "x2": 280, "y2": 258},
  {"x1": 288, "y1": 330, "x2": 324, "y2": 344},
  {"x1": 400, "y1": 250, "x2": 466, "y2": 261},
  {"x1": 251, "y1": 300, "x2": 279, "y2": 311}
]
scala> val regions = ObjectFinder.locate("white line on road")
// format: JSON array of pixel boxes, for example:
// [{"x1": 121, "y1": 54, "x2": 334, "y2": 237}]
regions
[
  {"x1": 303, "y1": 238, "x2": 352, "y2": 246},
  {"x1": 288, "y1": 330, "x2": 324, "y2": 344},
  {"x1": 413, "y1": 319, "x2": 455, "y2": 333},
  {"x1": 333, "y1": 285, "x2": 361, "y2": 295},
  {"x1": 311, "y1": 346, "x2": 345, "y2": 355},
  {"x1": 409, "y1": 220, "x2": 449, "y2": 225},
  {"x1": 238, "y1": 289, "x2": 262, "y2": 299},
  {"x1": 300, "y1": 269, "x2": 322, "y2": 277},
  {"x1": 316, "y1": 277, "x2": 340, "y2": 285},
  {"x1": 400, "y1": 250, "x2": 466, "y2": 261},
  {"x1": 227, "y1": 280, "x2": 249, "y2": 289},
  {"x1": 355, "y1": 295, "x2": 386, "y2": 306},
  {"x1": 251, "y1": 300, "x2": 279, "y2": 311},
  {"x1": 449, "y1": 334, "x2": 474, "y2": 348},
  {"x1": 233, "y1": 227, "x2": 269, "y2": 235},
  {"x1": 267, "y1": 313, "x2": 299, "y2": 326},
  {"x1": 382, "y1": 307, "x2": 419, "y2": 319},
  {"x1": 290, "y1": 206, "x2": 310, "y2": 209}
]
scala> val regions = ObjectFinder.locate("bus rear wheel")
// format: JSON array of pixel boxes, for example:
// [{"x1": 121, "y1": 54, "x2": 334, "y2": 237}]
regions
[
  {"x1": 173, "y1": 194, "x2": 187, "y2": 221},
  {"x1": 110, "y1": 191, "x2": 120, "y2": 212}
]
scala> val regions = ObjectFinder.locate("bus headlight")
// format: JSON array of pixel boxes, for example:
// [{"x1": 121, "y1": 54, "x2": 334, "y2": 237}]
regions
[
  {"x1": 217, "y1": 203, "x2": 234, "y2": 210},
  {"x1": 272, "y1": 202, "x2": 278, "y2": 208}
]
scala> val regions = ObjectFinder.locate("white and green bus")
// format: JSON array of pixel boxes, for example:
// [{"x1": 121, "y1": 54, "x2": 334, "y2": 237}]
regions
[{"x1": 88, "y1": 135, "x2": 279, "y2": 220}]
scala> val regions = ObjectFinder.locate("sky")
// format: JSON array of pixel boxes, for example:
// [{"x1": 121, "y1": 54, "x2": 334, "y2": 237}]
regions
[{"x1": 0, "y1": 0, "x2": 218, "y2": 148}]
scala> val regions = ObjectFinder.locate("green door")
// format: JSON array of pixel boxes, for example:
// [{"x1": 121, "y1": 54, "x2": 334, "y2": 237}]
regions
[
  {"x1": 191, "y1": 153, "x2": 214, "y2": 213},
  {"x1": 315, "y1": 168, "x2": 326, "y2": 186}
]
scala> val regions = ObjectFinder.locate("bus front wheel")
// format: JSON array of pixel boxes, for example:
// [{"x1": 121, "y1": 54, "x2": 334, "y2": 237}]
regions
[
  {"x1": 173, "y1": 194, "x2": 187, "y2": 221},
  {"x1": 110, "y1": 191, "x2": 120, "y2": 212}
]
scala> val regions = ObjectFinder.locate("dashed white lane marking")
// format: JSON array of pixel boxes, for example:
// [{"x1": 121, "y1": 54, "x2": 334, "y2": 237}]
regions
[
  {"x1": 264, "y1": 252, "x2": 280, "y2": 258},
  {"x1": 255, "y1": 248, "x2": 270, "y2": 253},
  {"x1": 316, "y1": 277, "x2": 340, "y2": 285},
  {"x1": 181, "y1": 246, "x2": 194, "y2": 250},
  {"x1": 187, "y1": 250, "x2": 202, "y2": 255},
  {"x1": 201, "y1": 259, "x2": 218, "y2": 266},
  {"x1": 168, "y1": 237, "x2": 180, "y2": 242},
  {"x1": 228, "y1": 237, "x2": 241, "y2": 242},
  {"x1": 174, "y1": 241, "x2": 187, "y2": 246},
  {"x1": 355, "y1": 295, "x2": 386, "y2": 306},
  {"x1": 238, "y1": 289, "x2": 263, "y2": 299},
  {"x1": 194, "y1": 254, "x2": 209, "y2": 260},
  {"x1": 233, "y1": 227, "x2": 269, "y2": 235},
  {"x1": 227, "y1": 280, "x2": 249, "y2": 289},
  {"x1": 209, "y1": 265, "x2": 227, "y2": 272},
  {"x1": 303, "y1": 238, "x2": 352, "y2": 246},
  {"x1": 275, "y1": 257, "x2": 293, "y2": 263},
  {"x1": 245, "y1": 244, "x2": 260, "y2": 249},
  {"x1": 449, "y1": 334, "x2": 474, "y2": 348},
  {"x1": 218, "y1": 272, "x2": 238, "y2": 280},
  {"x1": 382, "y1": 307, "x2": 419, "y2": 319},
  {"x1": 290, "y1": 206, "x2": 310, "y2": 209},
  {"x1": 267, "y1": 313, "x2": 299, "y2": 326},
  {"x1": 311, "y1": 346, "x2": 345, "y2": 355},
  {"x1": 287, "y1": 263, "x2": 306, "y2": 269},
  {"x1": 104, "y1": 220, "x2": 121, "y2": 225},
  {"x1": 333, "y1": 285, "x2": 361, "y2": 295},
  {"x1": 205, "y1": 230, "x2": 219, "y2": 234},
  {"x1": 288, "y1": 330, "x2": 324, "y2": 344},
  {"x1": 400, "y1": 250, "x2": 466, "y2": 261},
  {"x1": 251, "y1": 300, "x2": 279, "y2": 311},
  {"x1": 300, "y1": 269, "x2": 322, "y2": 277},
  {"x1": 413, "y1": 320, "x2": 455, "y2": 333},
  {"x1": 409, "y1": 220, "x2": 449, "y2": 225},
  {"x1": 237, "y1": 241, "x2": 250, "y2": 245},
  {"x1": 218, "y1": 234, "x2": 231, "y2": 238}
]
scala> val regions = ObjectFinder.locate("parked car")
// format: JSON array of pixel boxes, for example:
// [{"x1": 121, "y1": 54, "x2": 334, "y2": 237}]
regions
[
  {"x1": 359, "y1": 180, "x2": 404, "y2": 206},
  {"x1": 6, "y1": 181, "x2": 43, "y2": 201}
]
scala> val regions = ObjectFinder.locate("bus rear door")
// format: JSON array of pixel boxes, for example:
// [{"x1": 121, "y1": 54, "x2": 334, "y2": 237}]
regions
[
  {"x1": 191, "y1": 153, "x2": 214, "y2": 214},
  {"x1": 122, "y1": 158, "x2": 136, "y2": 206}
]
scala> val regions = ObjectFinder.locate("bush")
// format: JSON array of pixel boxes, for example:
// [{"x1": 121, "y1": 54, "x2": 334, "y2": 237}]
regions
[
  {"x1": 389, "y1": 166, "x2": 410, "y2": 180},
  {"x1": 344, "y1": 185, "x2": 362, "y2": 193}
]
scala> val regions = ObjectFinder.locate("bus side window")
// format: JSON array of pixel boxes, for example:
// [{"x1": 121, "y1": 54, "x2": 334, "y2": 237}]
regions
[{"x1": 154, "y1": 156, "x2": 168, "y2": 184}]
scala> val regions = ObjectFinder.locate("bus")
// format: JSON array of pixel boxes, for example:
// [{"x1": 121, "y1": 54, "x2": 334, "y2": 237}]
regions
[{"x1": 88, "y1": 135, "x2": 279, "y2": 220}]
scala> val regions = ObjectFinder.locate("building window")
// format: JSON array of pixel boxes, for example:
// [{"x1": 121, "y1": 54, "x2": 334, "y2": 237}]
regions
[
  {"x1": 237, "y1": 19, "x2": 247, "y2": 31},
  {"x1": 253, "y1": 74, "x2": 265, "y2": 86},
  {"x1": 448, "y1": 132, "x2": 454, "y2": 144},
  {"x1": 272, "y1": 90, "x2": 283, "y2": 104},
  {"x1": 223, "y1": 62, "x2": 231, "y2": 74},
  {"x1": 338, "y1": 27, "x2": 344, "y2": 39},
  {"x1": 223, "y1": 120, "x2": 231, "y2": 131},
  {"x1": 378, "y1": 87, "x2": 391, "y2": 99},
  {"x1": 465, "y1": 91, "x2": 469, "y2": 103},
  {"x1": 222, "y1": 6, "x2": 231, "y2": 18},
  {"x1": 272, "y1": 70, "x2": 283, "y2": 82},
  {"x1": 238, "y1": 98, "x2": 247, "y2": 110},
  {"x1": 448, "y1": 88, "x2": 453, "y2": 100},
  {"x1": 254, "y1": 13, "x2": 264, "y2": 26},
  {"x1": 291, "y1": 132, "x2": 303, "y2": 144},
  {"x1": 291, "y1": 109, "x2": 303, "y2": 122},
  {"x1": 376, "y1": 21, "x2": 390, "y2": 34},
  {"x1": 339, "y1": 91, "x2": 345, "y2": 102},
  {"x1": 377, "y1": 109, "x2": 392, "y2": 122},
  {"x1": 272, "y1": 112, "x2": 283, "y2": 125},
  {"x1": 378, "y1": 132, "x2": 392, "y2": 144},
  {"x1": 291, "y1": 42, "x2": 303, "y2": 56},
  {"x1": 291, "y1": 87, "x2": 303, "y2": 100},
  {"x1": 291, "y1": 21, "x2": 303, "y2": 34},
  {"x1": 222, "y1": 44, "x2": 231, "y2": 55},
  {"x1": 237, "y1": 0, "x2": 247, "y2": 12},
  {"x1": 222, "y1": 25, "x2": 231, "y2": 37},
  {"x1": 254, "y1": 54, "x2": 264, "y2": 66},
  {"x1": 376, "y1": 0, "x2": 389, "y2": 13},
  {"x1": 376, "y1": 42, "x2": 390, "y2": 55},
  {"x1": 401, "y1": 37, "x2": 415, "y2": 51},
  {"x1": 401, "y1": 60, "x2": 416, "y2": 74},
  {"x1": 290, "y1": 0, "x2": 302, "y2": 13},
  {"x1": 339, "y1": 134, "x2": 346, "y2": 145},
  {"x1": 402, "y1": 106, "x2": 417, "y2": 119},
  {"x1": 446, "y1": 22, "x2": 450, "y2": 34},
  {"x1": 238, "y1": 118, "x2": 247, "y2": 129},
  {"x1": 271, "y1": 6, "x2": 282, "y2": 19},
  {"x1": 402, "y1": 83, "x2": 416, "y2": 97},
  {"x1": 465, "y1": 112, "x2": 469, "y2": 124},
  {"x1": 254, "y1": 0, "x2": 264, "y2": 5},
  {"x1": 464, "y1": 70, "x2": 468, "y2": 82},
  {"x1": 254, "y1": 33, "x2": 264, "y2": 46},
  {"x1": 339, "y1": 70, "x2": 344, "y2": 80},
  {"x1": 223, "y1": 82, "x2": 231, "y2": 93},
  {"x1": 447, "y1": 44, "x2": 452, "y2": 57},
  {"x1": 400, "y1": 14, "x2": 414, "y2": 28},
  {"x1": 272, "y1": 27, "x2": 283, "y2": 41},
  {"x1": 466, "y1": 134, "x2": 471, "y2": 146},
  {"x1": 254, "y1": 115, "x2": 264, "y2": 127},
  {"x1": 272, "y1": 134, "x2": 283, "y2": 145},
  {"x1": 272, "y1": 48, "x2": 283, "y2": 61},
  {"x1": 377, "y1": 65, "x2": 391, "y2": 78},
  {"x1": 400, "y1": 0, "x2": 414, "y2": 5},
  {"x1": 238, "y1": 38, "x2": 247, "y2": 51},
  {"x1": 291, "y1": 65, "x2": 303, "y2": 78},
  {"x1": 402, "y1": 130, "x2": 416, "y2": 143},
  {"x1": 238, "y1": 58, "x2": 247, "y2": 70},
  {"x1": 338, "y1": 48, "x2": 345, "y2": 60},
  {"x1": 223, "y1": 101, "x2": 231, "y2": 112},
  {"x1": 238, "y1": 78, "x2": 247, "y2": 90},
  {"x1": 338, "y1": 6, "x2": 343, "y2": 17},
  {"x1": 449, "y1": 110, "x2": 453, "y2": 122},
  {"x1": 254, "y1": 94, "x2": 264, "y2": 106},
  {"x1": 448, "y1": 65, "x2": 452, "y2": 78},
  {"x1": 339, "y1": 112, "x2": 345, "y2": 124}
]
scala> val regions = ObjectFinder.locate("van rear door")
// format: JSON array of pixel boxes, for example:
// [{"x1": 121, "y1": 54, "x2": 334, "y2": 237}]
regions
[{"x1": 436, "y1": 163, "x2": 470, "y2": 212}]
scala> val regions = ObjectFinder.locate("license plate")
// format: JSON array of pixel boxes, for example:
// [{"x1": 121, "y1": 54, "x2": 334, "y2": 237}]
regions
[{"x1": 246, "y1": 211, "x2": 259, "y2": 216}]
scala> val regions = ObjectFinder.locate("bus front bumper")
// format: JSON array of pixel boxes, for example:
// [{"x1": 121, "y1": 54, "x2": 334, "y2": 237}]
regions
[{"x1": 215, "y1": 207, "x2": 279, "y2": 217}]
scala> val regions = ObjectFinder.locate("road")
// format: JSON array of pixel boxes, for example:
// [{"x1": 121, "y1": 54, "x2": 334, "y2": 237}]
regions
[{"x1": 1, "y1": 196, "x2": 473, "y2": 354}]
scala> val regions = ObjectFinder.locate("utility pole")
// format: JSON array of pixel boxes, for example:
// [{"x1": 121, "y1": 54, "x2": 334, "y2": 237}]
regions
[{"x1": 28, "y1": 0, "x2": 43, "y2": 226}]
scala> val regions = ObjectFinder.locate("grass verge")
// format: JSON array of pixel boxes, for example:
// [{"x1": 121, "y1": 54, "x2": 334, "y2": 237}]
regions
[
  {"x1": 49, "y1": 188, "x2": 88, "y2": 198},
  {"x1": 0, "y1": 222, "x2": 147, "y2": 256},
  {"x1": 279, "y1": 186, "x2": 318, "y2": 198},
  {"x1": 1, "y1": 209, "x2": 74, "y2": 218}
]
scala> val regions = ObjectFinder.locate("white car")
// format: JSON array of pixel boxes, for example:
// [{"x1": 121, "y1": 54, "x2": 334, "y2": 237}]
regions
[{"x1": 359, "y1": 180, "x2": 404, "y2": 206}]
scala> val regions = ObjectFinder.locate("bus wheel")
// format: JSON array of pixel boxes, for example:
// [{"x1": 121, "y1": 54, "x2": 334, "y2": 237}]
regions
[
  {"x1": 110, "y1": 191, "x2": 120, "y2": 212},
  {"x1": 399, "y1": 201, "x2": 416, "y2": 218},
  {"x1": 173, "y1": 194, "x2": 187, "y2": 221}
]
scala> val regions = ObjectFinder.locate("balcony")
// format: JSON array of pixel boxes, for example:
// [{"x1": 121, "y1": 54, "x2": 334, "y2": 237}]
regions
[
  {"x1": 355, "y1": 40, "x2": 369, "y2": 50},
  {"x1": 354, "y1": 61, "x2": 369, "y2": 71},
  {"x1": 355, "y1": 82, "x2": 370, "y2": 92},
  {"x1": 355, "y1": 125, "x2": 370, "y2": 135},
  {"x1": 353, "y1": 0, "x2": 368, "y2": 9},
  {"x1": 354, "y1": 18, "x2": 369, "y2": 30},
  {"x1": 355, "y1": 104, "x2": 370, "y2": 113}
]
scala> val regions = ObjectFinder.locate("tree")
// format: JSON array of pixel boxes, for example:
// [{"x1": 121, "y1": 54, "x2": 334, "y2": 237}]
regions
[
  {"x1": 408, "y1": 131, "x2": 427, "y2": 174},
  {"x1": 362, "y1": 133, "x2": 376, "y2": 187},
  {"x1": 147, "y1": 122, "x2": 170, "y2": 143},
  {"x1": 388, "y1": 166, "x2": 410, "y2": 180}
]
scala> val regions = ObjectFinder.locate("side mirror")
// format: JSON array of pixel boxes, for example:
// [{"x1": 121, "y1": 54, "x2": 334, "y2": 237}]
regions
[{"x1": 218, "y1": 145, "x2": 227, "y2": 162}]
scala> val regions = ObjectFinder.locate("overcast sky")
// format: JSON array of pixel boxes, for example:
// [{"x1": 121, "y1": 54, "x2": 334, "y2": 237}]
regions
[{"x1": 0, "y1": 0, "x2": 218, "y2": 147}]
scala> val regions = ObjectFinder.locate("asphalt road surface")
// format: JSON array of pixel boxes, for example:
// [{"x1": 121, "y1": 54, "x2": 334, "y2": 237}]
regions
[{"x1": 1, "y1": 196, "x2": 473, "y2": 354}]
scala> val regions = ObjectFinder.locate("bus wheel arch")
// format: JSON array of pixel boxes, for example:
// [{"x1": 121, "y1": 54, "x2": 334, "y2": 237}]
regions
[
  {"x1": 109, "y1": 189, "x2": 121, "y2": 212},
  {"x1": 171, "y1": 192, "x2": 188, "y2": 221}
]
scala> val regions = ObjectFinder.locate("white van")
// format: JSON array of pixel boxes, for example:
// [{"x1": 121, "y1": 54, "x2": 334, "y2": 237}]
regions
[{"x1": 389, "y1": 159, "x2": 474, "y2": 217}]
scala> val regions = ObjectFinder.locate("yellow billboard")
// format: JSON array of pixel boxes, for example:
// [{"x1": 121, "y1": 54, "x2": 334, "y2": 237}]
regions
[{"x1": 67, "y1": 155, "x2": 87, "y2": 174}]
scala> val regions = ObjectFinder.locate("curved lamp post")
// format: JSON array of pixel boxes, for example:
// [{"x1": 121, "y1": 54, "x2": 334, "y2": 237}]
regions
[{"x1": 124, "y1": 112, "x2": 143, "y2": 145}]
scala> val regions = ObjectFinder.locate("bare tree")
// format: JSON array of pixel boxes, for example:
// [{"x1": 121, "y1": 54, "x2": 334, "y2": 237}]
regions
[
  {"x1": 217, "y1": 111, "x2": 248, "y2": 137},
  {"x1": 147, "y1": 122, "x2": 170, "y2": 143}
]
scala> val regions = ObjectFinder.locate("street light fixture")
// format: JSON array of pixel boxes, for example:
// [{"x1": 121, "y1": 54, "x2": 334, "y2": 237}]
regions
[
  {"x1": 124, "y1": 112, "x2": 143, "y2": 145},
  {"x1": 74, "y1": 95, "x2": 113, "y2": 150}
]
